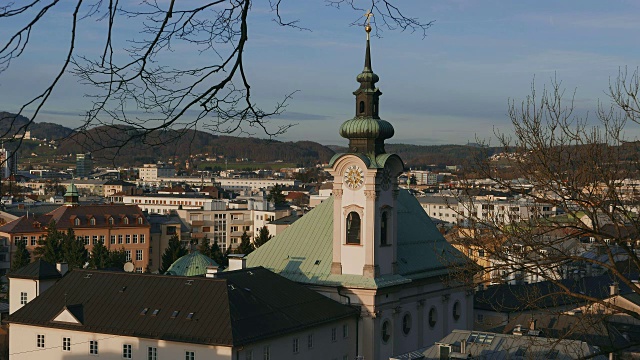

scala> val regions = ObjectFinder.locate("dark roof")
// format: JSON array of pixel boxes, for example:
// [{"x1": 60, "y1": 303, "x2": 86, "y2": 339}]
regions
[
  {"x1": 9, "y1": 267, "x2": 357, "y2": 346},
  {"x1": 269, "y1": 214, "x2": 301, "y2": 225},
  {"x1": 104, "y1": 179, "x2": 136, "y2": 186},
  {"x1": 0, "y1": 204, "x2": 148, "y2": 233},
  {"x1": 8, "y1": 260, "x2": 61, "y2": 280},
  {"x1": 147, "y1": 214, "x2": 189, "y2": 234},
  {"x1": 475, "y1": 274, "x2": 634, "y2": 312},
  {"x1": 1, "y1": 204, "x2": 61, "y2": 217}
]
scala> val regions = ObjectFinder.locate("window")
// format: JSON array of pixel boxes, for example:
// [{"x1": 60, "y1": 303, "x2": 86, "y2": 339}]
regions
[
  {"x1": 92, "y1": 235, "x2": 98, "y2": 244},
  {"x1": 37, "y1": 334, "x2": 45, "y2": 348},
  {"x1": 381, "y1": 320, "x2": 391, "y2": 343},
  {"x1": 123, "y1": 217, "x2": 129, "y2": 225},
  {"x1": 263, "y1": 345, "x2": 270, "y2": 360},
  {"x1": 140, "y1": 234, "x2": 145, "y2": 243},
  {"x1": 136, "y1": 249, "x2": 143, "y2": 261},
  {"x1": 292, "y1": 338, "x2": 299, "y2": 353},
  {"x1": 331, "y1": 327, "x2": 337, "y2": 342},
  {"x1": 307, "y1": 334, "x2": 313, "y2": 349},
  {"x1": 478, "y1": 249, "x2": 485, "y2": 258},
  {"x1": 123, "y1": 344, "x2": 132, "y2": 358},
  {"x1": 136, "y1": 267, "x2": 143, "y2": 273},
  {"x1": 359, "y1": 100, "x2": 365, "y2": 113},
  {"x1": 110, "y1": 235, "x2": 116, "y2": 244},
  {"x1": 126, "y1": 235, "x2": 131, "y2": 244},
  {"x1": 20, "y1": 292, "x2": 27, "y2": 305},
  {"x1": 90, "y1": 340, "x2": 98, "y2": 355},
  {"x1": 90, "y1": 218, "x2": 96, "y2": 225},
  {"x1": 84, "y1": 236, "x2": 90, "y2": 245},
  {"x1": 138, "y1": 217, "x2": 144, "y2": 224},
  {"x1": 63, "y1": 337, "x2": 71, "y2": 351},
  {"x1": 343, "y1": 324, "x2": 349, "y2": 338},
  {"x1": 345, "y1": 212, "x2": 361, "y2": 244},
  {"x1": 185, "y1": 351, "x2": 195, "y2": 360},
  {"x1": 453, "y1": 301, "x2": 461, "y2": 321},
  {"x1": 477, "y1": 314, "x2": 484, "y2": 323},
  {"x1": 381, "y1": 212, "x2": 389, "y2": 245},
  {"x1": 402, "y1": 313, "x2": 412, "y2": 335},
  {"x1": 30, "y1": 236, "x2": 37, "y2": 246},
  {"x1": 109, "y1": 217, "x2": 114, "y2": 225},
  {"x1": 133, "y1": 234, "x2": 138, "y2": 243},
  {"x1": 428, "y1": 307, "x2": 437, "y2": 328},
  {"x1": 100, "y1": 235, "x2": 105, "y2": 244},
  {"x1": 125, "y1": 250, "x2": 131, "y2": 262},
  {"x1": 74, "y1": 218, "x2": 81, "y2": 226},
  {"x1": 148, "y1": 346, "x2": 157, "y2": 360},
  {"x1": 118, "y1": 235, "x2": 123, "y2": 244}
]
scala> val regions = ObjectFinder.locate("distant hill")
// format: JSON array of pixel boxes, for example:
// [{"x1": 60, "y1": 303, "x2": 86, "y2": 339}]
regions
[{"x1": 2, "y1": 111, "x2": 502, "y2": 168}]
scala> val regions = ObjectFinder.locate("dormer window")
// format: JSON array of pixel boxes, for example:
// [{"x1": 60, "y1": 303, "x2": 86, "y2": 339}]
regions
[
  {"x1": 346, "y1": 212, "x2": 361, "y2": 245},
  {"x1": 137, "y1": 217, "x2": 143, "y2": 225},
  {"x1": 123, "y1": 217, "x2": 129, "y2": 225},
  {"x1": 74, "y1": 218, "x2": 81, "y2": 226},
  {"x1": 90, "y1": 218, "x2": 96, "y2": 226},
  {"x1": 108, "y1": 217, "x2": 114, "y2": 225}
]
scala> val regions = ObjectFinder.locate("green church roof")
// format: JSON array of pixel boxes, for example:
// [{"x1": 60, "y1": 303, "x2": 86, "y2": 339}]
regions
[
  {"x1": 166, "y1": 251, "x2": 219, "y2": 277},
  {"x1": 246, "y1": 190, "x2": 466, "y2": 289}
]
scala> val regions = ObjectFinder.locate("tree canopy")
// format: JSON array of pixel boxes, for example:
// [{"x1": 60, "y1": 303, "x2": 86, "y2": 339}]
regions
[{"x1": 160, "y1": 235, "x2": 188, "y2": 273}]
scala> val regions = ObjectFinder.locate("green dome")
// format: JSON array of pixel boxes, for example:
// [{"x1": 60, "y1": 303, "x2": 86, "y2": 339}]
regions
[
  {"x1": 339, "y1": 117, "x2": 395, "y2": 141},
  {"x1": 356, "y1": 70, "x2": 379, "y2": 84},
  {"x1": 165, "y1": 251, "x2": 219, "y2": 277},
  {"x1": 64, "y1": 183, "x2": 79, "y2": 197}
]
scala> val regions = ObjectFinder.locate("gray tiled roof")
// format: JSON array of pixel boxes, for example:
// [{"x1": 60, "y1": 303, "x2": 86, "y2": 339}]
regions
[{"x1": 8, "y1": 260, "x2": 61, "y2": 280}]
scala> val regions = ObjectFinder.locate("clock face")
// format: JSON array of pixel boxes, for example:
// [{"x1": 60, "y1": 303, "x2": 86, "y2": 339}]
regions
[
  {"x1": 380, "y1": 168, "x2": 391, "y2": 190},
  {"x1": 344, "y1": 165, "x2": 364, "y2": 190}
]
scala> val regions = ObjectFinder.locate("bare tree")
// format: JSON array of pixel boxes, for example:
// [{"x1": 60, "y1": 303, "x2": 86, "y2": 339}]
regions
[
  {"x1": 445, "y1": 70, "x2": 640, "y2": 357},
  {"x1": 0, "y1": 1, "x2": 432, "y2": 162}
]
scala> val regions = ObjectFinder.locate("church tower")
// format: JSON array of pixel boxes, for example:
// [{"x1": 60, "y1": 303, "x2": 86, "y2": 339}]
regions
[{"x1": 328, "y1": 22, "x2": 404, "y2": 278}]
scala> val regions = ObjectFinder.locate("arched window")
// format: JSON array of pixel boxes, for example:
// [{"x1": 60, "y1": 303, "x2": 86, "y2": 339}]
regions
[
  {"x1": 359, "y1": 101, "x2": 365, "y2": 114},
  {"x1": 108, "y1": 217, "x2": 114, "y2": 225},
  {"x1": 90, "y1": 218, "x2": 96, "y2": 226},
  {"x1": 453, "y1": 301, "x2": 461, "y2": 321},
  {"x1": 346, "y1": 212, "x2": 361, "y2": 245},
  {"x1": 137, "y1": 217, "x2": 143, "y2": 225},
  {"x1": 402, "y1": 313, "x2": 412, "y2": 335},
  {"x1": 381, "y1": 212, "x2": 389, "y2": 246},
  {"x1": 381, "y1": 320, "x2": 391, "y2": 343},
  {"x1": 428, "y1": 307, "x2": 437, "y2": 328},
  {"x1": 74, "y1": 218, "x2": 80, "y2": 226},
  {"x1": 123, "y1": 217, "x2": 129, "y2": 225}
]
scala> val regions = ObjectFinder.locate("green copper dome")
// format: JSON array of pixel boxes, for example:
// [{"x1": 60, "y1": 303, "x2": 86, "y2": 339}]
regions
[
  {"x1": 64, "y1": 183, "x2": 79, "y2": 197},
  {"x1": 340, "y1": 117, "x2": 394, "y2": 141},
  {"x1": 165, "y1": 251, "x2": 219, "y2": 277}
]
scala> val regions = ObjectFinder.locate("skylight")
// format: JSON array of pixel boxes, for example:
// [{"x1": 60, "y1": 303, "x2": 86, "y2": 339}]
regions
[
  {"x1": 171, "y1": 310, "x2": 179, "y2": 318},
  {"x1": 140, "y1": 308, "x2": 149, "y2": 315},
  {"x1": 152, "y1": 309, "x2": 160, "y2": 316},
  {"x1": 186, "y1": 312, "x2": 194, "y2": 320}
]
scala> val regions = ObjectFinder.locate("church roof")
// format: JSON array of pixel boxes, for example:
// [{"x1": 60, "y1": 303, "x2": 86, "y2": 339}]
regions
[
  {"x1": 165, "y1": 251, "x2": 219, "y2": 277},
  {"x1": 246, "y1": 190, "x2": 465, "y2": 289}
]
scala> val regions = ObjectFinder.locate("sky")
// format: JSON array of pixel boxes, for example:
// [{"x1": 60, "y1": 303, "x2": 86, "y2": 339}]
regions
[{"x1": 1, "y1": 0, "x2": 639, "y2": 146}]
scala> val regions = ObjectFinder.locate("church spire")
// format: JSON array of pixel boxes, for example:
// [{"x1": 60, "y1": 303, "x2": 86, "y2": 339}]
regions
[{"x1": 339, "y1": 16, "x2": 394, "y2": 156}]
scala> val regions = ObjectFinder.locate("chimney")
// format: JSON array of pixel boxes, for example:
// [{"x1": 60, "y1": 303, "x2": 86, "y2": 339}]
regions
[
  {"x1": 205, "y1": 265, "x2": 219, "y2": 278},
  {"x1": 228, "y1": 254, "x2": 246, "y2": 271},
  {"x1": 529, "y1": 318, "x2": 537, "y2": 331},
  {"x1": 56, "y1": 262, "x2": 69, "y2": 277},
  {"x1": 610, "y1": 282, "x2": 619, "y2": 296},
  {"x1": 460, "y1": 339, "x2": 467, "y2": 354}
]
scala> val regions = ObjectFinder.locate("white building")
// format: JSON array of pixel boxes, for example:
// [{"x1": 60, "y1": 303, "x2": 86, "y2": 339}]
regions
[
  {"x1": 8, "y1": 266, "x2": 357, "y2": 360},
  {"x1": 137, "y1": 163, "x2": 176, "y2": 181},
  {"x1": 123, "y1": 193, "x2": 220, "y2": 214}
]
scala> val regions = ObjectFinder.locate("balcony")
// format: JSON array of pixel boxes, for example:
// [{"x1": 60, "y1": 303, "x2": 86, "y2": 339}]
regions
[{"x1": 191, "y1": 220, "x2": 205, "y2": 226}]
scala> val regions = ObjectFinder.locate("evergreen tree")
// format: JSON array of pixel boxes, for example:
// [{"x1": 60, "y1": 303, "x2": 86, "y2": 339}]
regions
[
  {"x1": 236, "y1": 231, "x2": 254, "y2": 255},
  {"x1": 160, "y1": 235, "x2": 187, "y2": 273},
  {"x1": 61, "y1": 228, "x2": 88, "y2": 269},
  {"x1": 267, "y1": 183, "x2": 287, "y2": 207},
  {"x1": 254, "y1": 226, "x2": 272, "y2": 248},
  {"x1": 211, "y1": 240, "x2": 225, "y2": 266},
  {"x1": 88, "y1": 241, "x2": 109, "y2": 269},
  {"x1": 108, "y1": 248, "x2": 128, "y2": 270},
  {"x1": 198, "y1": 237, "x2": 213, "y2": 258},
  {"x1": 222, "y1": 245, "x2": 231, "y2": 267},
  {"x1": 33, "y1": 221, "x2": 63, "y2": 263},
  {"x1": 11, "y1": 240, "x2": 31, "y2": 271}
]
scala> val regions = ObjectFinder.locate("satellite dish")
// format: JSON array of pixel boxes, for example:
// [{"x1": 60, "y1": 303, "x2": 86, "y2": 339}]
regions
[{"x1": 123, "y1": 262, "x2": 135, "y2": 273}]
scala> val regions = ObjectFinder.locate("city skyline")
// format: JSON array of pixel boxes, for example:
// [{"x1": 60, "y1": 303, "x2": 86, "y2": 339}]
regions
[{"x1": 1, "y1": 1, "x2": 639, "y2": 146}]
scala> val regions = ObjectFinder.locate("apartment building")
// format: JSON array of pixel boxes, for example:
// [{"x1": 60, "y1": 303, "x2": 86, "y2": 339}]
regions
[
  {"x1": 0, "y1": 185, "x2": 151, "y2": 272},
  {"x1": 122, "y1": 193, "x2": 222, "y2": 214},
  {"x1": 137, "y1": 163, "x2": 176, "y2": 181}
]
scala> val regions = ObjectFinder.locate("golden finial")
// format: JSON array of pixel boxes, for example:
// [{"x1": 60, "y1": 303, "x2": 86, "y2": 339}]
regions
[{"x1": 364, "y1": 10, "x2": 373, "y2": 39}]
